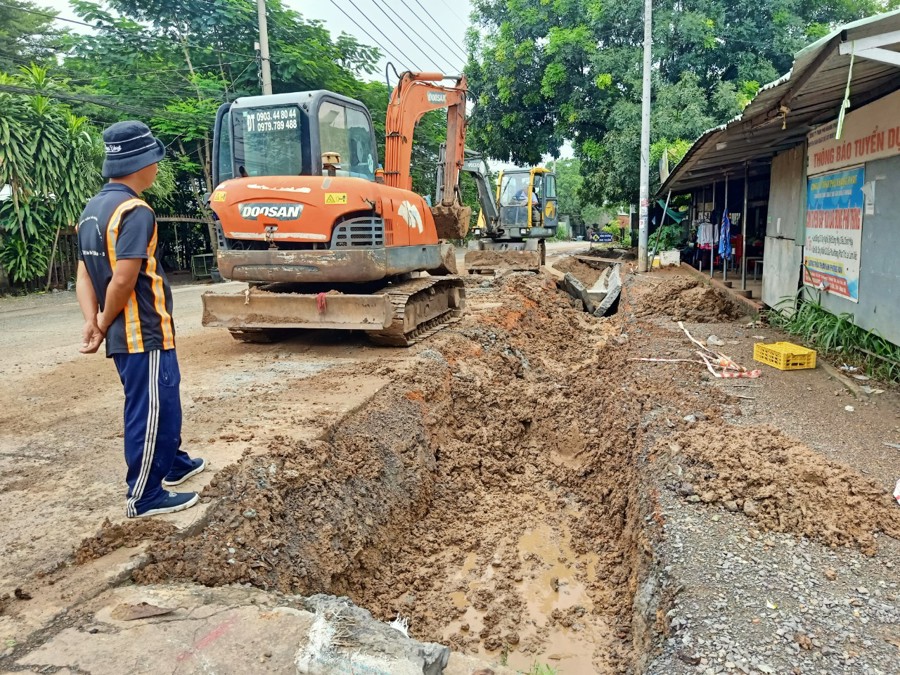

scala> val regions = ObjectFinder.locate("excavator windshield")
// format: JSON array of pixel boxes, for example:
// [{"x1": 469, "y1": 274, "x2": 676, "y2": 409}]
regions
[{"x1": 232, "y1": 104, "x2": 307, "y2": 177}]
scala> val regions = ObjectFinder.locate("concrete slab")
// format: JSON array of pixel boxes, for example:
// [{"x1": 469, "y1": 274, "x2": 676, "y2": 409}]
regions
[
  {"x1": 18, "y1": 584, "x2": 312, "y2": 674},
  {"x1": 13, "y1": 584, "x2": 513, "y2": 675}
]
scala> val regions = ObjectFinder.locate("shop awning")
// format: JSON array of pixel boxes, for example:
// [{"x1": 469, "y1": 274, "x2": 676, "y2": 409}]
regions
[{"x1": 659, "y1": 9, "x2": 900, "y2": 194}]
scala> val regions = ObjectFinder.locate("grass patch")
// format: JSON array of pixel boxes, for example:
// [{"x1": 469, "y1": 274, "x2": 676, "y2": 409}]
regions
[
  {"x1": 520, "y1": 664, "x2": 558, "y2": 675},
  {"x1": 767, "y1": 298, "x2": 900, "y2": 383}
]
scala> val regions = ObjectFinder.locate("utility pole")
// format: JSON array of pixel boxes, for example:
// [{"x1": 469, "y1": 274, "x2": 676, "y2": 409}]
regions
[
  {"x1": 637, "y1": 0, "x2": 652, "y2": 272},
  {"x1": 257, "y1": 0, "x2": 273, "y2": 95}
]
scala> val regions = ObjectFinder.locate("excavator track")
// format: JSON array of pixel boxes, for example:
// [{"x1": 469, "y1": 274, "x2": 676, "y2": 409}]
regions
[{"x1": 365, "y1": 276, "x2": 466, "y2": 347}]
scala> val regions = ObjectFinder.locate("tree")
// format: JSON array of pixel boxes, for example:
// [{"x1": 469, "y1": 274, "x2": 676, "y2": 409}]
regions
[
  {"x1": 467, "y1": 0, "x2": 882, "y2": 206},
  {"x1": 0, "y1": 0, "x2": 64, "y2": 73},
  {"x1": 547, "y1": 157, "x2": 612, "y2": 228},
  {"x1": 0, "y1": 66, "x2": 102, "y2": 285}
]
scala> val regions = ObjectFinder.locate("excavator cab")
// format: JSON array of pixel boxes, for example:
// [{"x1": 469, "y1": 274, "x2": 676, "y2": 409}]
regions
[
  {"x1": 212, "y1": 91, "x2": 378, "y2": 187},
  {"x1": 495, "y1": 168, "x2": 558, "y2": 233}
]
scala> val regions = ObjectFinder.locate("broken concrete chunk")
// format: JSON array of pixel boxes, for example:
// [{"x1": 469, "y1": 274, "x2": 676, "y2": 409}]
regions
[{"x1": 296, "y1": 595, "x2": 450, "y2": 675}]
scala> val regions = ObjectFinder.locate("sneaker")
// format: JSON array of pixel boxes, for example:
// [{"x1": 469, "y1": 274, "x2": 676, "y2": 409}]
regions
[
  {"x1": 131, "y1": 491, "x2": 199, "y2": 518},
  {"x1": 162, "y1": 458, "x2": 207, "y2": 487}
]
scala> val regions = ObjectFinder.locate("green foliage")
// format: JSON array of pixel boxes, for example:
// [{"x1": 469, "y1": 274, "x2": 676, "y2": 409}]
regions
[
  {"x1": 0, "y1": 236, "x2": 50, "y2": 284},
  {"x1": 652, "y1": 222, "x2": 685, "y2": 250},
  {"x1": 0, "y1": 0, "x2": 65, "y2": 73},
  {"x1": 0, "y1": 66, "x2": 102, "y2": 284},
  {"x1": 768, "y1": 298, "x2": 900, "y2": 383},
  {"x1": 468, "y1": 0, "x2": 880, "y2": 205},
  {"x1": 520, "y1": 662, "x2": 558, "y2": 675}
]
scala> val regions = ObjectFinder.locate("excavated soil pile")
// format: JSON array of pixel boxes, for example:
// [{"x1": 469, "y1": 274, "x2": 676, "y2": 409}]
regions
[
  {"x1": 553, "y1": 256, "x2": 608, "y2": 288},
  {"x1": 135, "y1": 273, "x2": 659, "y2": 673},
  {"x1": 582, "y1": 248, "x2": 636, "y2": 261},
  {"x1": 463, "y1": 250, "x2": 541, "y2": 271},
  {"x1": 135, "y1": 391, "x2": 436, "y2": 592},
  {"x1": 664, "y1": 423, "x2": 900, "y2": 556},
  {"x1": 75, "y1": 519, "x2": 175, "y2": 564},
  {"x1": 636, "y1": 275, "x2": 747, "y2": 322}
]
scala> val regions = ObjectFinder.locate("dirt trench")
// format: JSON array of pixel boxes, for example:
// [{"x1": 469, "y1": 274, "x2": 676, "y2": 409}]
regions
[{"x1": 127, "y1": 273, "x2": 664, "y2": 673}]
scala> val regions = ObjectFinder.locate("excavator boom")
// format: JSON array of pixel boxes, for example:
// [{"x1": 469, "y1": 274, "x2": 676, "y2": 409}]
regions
[{"x1": 385, "y1": 72, "x2": 471, "y2": 239}]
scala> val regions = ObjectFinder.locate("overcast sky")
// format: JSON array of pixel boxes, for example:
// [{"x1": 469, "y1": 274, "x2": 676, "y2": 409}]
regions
[{"x1": 39, "y1": 0, "x2": 473, "y2": 77}]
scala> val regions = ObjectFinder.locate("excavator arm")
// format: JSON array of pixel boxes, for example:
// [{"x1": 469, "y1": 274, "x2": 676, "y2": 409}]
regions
[
  {"x1": 436, "y1": 145, "x2": 499, "y2": 235},
  {"x1": 383, "y1": 71, "x2": 471, "y2": 239},
  {"x1": 384, "y1": 71, "x2": 467, "y2": 200}
]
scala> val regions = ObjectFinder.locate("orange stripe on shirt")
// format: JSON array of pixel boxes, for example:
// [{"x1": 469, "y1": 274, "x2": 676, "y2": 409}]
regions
[
  {"x1": 143, "y1": 209, "x2": 175, "y2": 349},
  {"x1": 106, "y1": 199, "x2": 147, "y2": 353}
]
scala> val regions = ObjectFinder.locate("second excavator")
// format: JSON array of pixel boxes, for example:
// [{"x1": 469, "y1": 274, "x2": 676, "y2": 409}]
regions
[
  {"x1": 201, "y1": 71, "x2": 472, "y2": 346},
  {"x1": 434, "y1": 150, "x2": 560, "y2": 274}
]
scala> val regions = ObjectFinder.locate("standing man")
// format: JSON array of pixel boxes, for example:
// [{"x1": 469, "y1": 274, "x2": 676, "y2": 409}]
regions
[{"x1": 76, "y1": 121, "x2": 205, "y2": 518}]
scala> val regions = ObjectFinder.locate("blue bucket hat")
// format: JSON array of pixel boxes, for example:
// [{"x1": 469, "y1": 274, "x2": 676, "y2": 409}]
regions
[{"x1": 101, "y1": 121, "x2": 166, "y2": 179}]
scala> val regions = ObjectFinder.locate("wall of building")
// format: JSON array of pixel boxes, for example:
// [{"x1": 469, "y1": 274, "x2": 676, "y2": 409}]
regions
[
  {"x1": 800, "y1": 90, "x2": 900, "y2": 346},
  {"x1": 762, "y1": 145, "x2": 806, "y2": 309}
]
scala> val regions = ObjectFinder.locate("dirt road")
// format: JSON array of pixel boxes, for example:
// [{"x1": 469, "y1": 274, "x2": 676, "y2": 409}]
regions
[{"x1": 2, "y1": 247, "x2": 898, "y2": 674}]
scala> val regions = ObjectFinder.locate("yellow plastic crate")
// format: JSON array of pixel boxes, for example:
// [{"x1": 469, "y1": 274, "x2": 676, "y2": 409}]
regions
[{"x1": 753, "y1": 341, "x2": 817, "y2": 371}]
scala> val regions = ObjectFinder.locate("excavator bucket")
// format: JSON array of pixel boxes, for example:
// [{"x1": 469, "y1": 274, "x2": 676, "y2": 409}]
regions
[{"x1": 431, "y1": 203, "x2": 471, "y2": 240}]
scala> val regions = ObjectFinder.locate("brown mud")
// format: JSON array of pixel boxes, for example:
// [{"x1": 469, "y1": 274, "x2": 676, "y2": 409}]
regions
[
  {"x1": 133, "y1": 274, "x2": 655, "y2": 673},
  {"x1": 552, "y1": 256, "x2": 608, "y2": 288},
  {"x1": 463, "y1": 249, "x2": 542, "y2": 271},
  {"x1": 76, "y1": 266, "x2": 899, "y2": 673},
  {"x1": 635, "y1": 274, "x2": 747, "y2": 322},
  {"x1": 74, "y1": 519, "x2": 176, "y2": 565},
  {"x1": 664, "y1": 423, "x2": 900, "y2": 556}
]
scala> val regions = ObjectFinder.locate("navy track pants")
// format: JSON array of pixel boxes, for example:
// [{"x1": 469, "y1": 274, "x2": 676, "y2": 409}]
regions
[{"x1": 112, "y1": 349, "x2": 194, "y2": 517}]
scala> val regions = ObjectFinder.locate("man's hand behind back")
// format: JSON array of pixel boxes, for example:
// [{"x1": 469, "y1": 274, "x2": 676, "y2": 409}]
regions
[{"x1": 80, "y1": 318, "x2": 104, "y2": 354}]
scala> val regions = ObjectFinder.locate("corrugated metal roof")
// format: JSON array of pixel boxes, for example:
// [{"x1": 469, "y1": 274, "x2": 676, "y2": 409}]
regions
[{"x1": 658, "y1": 9, "x2": 900, "y2": 195}]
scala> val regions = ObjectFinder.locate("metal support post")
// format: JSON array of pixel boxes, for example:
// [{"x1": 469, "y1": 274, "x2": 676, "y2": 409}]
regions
[
  {"x1": 637, "y1": 0, "x2": 652, "y2": 272},
  {"x1": 710, "y1": 181, "x2": 716, "y2": 278},
  {"x1": 741, "y1": 163, "x2": 749, "y2": 290}
]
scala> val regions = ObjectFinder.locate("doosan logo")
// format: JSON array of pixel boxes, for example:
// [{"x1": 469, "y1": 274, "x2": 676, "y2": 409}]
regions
[
  {"x1": 427, "y1": 92, "x2": 446, "y2": 105},
  {"x1": 239, "y1": 203, "x2": 303, "y2": 220}
]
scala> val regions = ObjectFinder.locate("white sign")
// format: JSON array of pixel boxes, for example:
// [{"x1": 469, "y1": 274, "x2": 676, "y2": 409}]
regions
[
  {"x1": 807, "y1": 89, "x2": 900, "y2": 175},
  {"x1": 243, "y1": 106, "x2": 299, "y2": 134}
]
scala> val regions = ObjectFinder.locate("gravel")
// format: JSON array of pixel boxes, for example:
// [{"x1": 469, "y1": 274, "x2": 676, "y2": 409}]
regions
[{"x1": 639, "y1": 310, "x2": 900, "y2": 674}]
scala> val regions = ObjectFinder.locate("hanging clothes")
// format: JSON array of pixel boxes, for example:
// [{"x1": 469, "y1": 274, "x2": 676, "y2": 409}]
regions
[
  {"x1": 719, "y1": 215, "x2": 732, "y2": 258},
  {"x1": 697, "y1": 220, "x2": 716, "y2": 247}
]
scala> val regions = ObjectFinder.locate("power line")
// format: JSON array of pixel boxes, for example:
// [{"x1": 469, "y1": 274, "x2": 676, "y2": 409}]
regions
[
  {"x1": 328, "y1": 0, "x2": 420, "y2": 72},
  {"x1": 369, "y1": 0, "x2": 461, "y2": 73},
  {"x1": 326, "y1": 0, "x2": 399, "y2": 68},
  {"x1": 404, "y1": 0, "x2": 467, "y2": 64},
  {"x1": 434, "y1": 0, "x2": 469, "y2": 30},
  {"x1": 342, "y1": 0, "x2": 424, "y2": 70}
]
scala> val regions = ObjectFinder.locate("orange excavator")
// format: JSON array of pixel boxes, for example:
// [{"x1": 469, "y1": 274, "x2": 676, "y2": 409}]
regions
[{"x1": 201, "y1": 71, "x2": 471, "y2": 345}]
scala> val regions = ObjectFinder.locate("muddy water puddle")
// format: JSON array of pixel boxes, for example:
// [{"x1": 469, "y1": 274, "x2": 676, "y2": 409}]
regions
[{"x1": 445, "y1": 523, "x2": 611, "y2": 673}]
